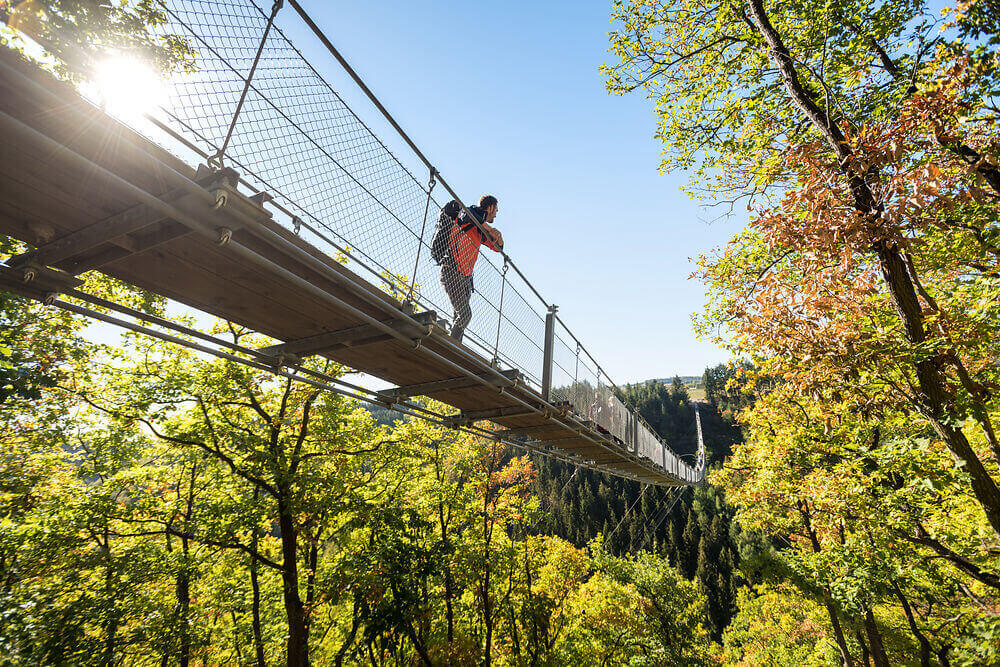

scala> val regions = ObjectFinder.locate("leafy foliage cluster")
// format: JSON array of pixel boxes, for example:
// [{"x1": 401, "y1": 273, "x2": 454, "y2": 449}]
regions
[
  {"x1": 604, "y1": 0, "x2": 1000, "y2": 663},
  {"x1": 0, "y1": 295, "x2": 718, "y2": 665}
]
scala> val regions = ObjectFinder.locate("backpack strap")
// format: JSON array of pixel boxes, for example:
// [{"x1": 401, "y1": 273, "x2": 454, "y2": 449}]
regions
[{"x1": 457, "y1": 206, "x2": 482, "y2": 232}]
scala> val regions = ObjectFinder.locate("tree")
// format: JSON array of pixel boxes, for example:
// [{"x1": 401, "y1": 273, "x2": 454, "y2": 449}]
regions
[
  {"x1": 714, "y1": 385, "x2": 999, "y2": 664},
  {"x1": 722, "y1": 584, "x2": 835, "y2": 666},
  {"x1": 79, "y1": 327, "x2": 393, "y2": 666},
  {"x1": 3, "y1": 0, "x2": 195, "y2": 80},
  {"x1": 607, "y1": 0, "x2": 1000, "y2": 537}
]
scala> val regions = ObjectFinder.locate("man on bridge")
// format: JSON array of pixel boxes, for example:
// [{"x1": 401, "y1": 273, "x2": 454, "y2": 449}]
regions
[{"x1": 441, "y1": 195, "x2": 504, "y2": 343}]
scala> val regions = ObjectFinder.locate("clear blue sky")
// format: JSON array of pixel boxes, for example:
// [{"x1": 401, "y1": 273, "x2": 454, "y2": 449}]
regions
[{"x1": 276, "y1": 1, "x2": 744, "y2": 382}]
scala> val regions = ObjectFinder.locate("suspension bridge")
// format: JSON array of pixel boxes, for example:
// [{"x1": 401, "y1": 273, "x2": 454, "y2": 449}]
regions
[{"x1": 0, "y1": 0, "x2": 704, "y2": 486}]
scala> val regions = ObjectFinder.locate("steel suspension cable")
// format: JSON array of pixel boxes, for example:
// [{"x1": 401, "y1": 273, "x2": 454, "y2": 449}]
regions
[
  {"x1": 211, "y1": 0, "x2": 284, "y2": 167},
  {"x1": 637, "y1": 486, "x2": 688, "y2": 553},
  {"x1": 407, "y1": 167, "x2": 437, "y2": 305},
  {"x1": 284, "y1": 0, "x2": 553, "y2": 309},
  {"x1": 605, "y1": 483, "x2": 649, "y2": 546}
]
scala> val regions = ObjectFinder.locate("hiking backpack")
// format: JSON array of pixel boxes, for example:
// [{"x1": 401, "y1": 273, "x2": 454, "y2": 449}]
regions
[{"x1": 430, "y1": 200, "x2": 463, "y2": 265}]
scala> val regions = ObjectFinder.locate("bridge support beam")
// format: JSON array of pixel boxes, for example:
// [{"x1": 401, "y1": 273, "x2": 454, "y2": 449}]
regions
[
  {"x1": 258, "y1": 310, "x2": 442, "y2": 358},
  {"x1": 378, "y1": 368, "x2": 522, "y2": 401},
  {"x1": 541, "y1": 304, "x2": 557, "y2": 402},
  {"x1": 0, "y1": 263, "x2": 83, "y2": 303},
  {"x1": 448, "y1": 399, "x2": 573, "y2": 426}
]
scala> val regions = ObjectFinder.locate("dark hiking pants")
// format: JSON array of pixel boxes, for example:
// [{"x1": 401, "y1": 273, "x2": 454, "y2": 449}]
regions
[{"x1": 441, "y1": 263, "x2": 473, "y2": 342}]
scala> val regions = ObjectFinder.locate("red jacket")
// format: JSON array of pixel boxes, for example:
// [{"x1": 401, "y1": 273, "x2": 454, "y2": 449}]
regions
[{"x1": 448, "y1": 212, "x2": 501, "y2": 276}]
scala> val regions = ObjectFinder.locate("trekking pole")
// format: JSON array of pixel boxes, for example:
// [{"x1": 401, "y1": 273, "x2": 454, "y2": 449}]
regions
[{"x1": 406, "y1": 167, "x2": 436, "y2": 308}]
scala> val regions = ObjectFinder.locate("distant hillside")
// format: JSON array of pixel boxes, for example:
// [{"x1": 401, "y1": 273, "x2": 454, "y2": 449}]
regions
[{"x1": 646, "y1": 375, "x2": 705, "y2": 400}]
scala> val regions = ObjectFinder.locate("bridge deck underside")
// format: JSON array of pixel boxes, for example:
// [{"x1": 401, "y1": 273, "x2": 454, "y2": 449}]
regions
[{"x1": 0, "y1": 52, "x2": 685, "y2": 485}]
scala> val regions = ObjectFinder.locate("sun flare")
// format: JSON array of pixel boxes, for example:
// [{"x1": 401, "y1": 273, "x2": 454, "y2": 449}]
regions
[{"x1": 93, "y1": 56, "x2": 166, "y2": 120}]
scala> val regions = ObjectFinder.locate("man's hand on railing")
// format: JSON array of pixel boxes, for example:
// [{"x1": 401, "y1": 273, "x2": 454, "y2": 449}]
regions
[{"x1": 483, "y1": 223, "x2": 503, "y2": 250}]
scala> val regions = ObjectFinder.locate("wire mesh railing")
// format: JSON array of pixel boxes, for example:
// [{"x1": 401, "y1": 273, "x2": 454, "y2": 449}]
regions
[{"x1": 129, "y1": 0, "x2": 701, "y2": 482}]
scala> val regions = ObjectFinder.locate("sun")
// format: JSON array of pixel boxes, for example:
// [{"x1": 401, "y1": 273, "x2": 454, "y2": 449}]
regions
[{"x1": 92, "y1": 55, "x2": 166, "y2": 120}]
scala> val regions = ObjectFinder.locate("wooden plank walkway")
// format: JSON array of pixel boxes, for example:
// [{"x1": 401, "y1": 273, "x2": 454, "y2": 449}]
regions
[{"x1": 0, "y1": 50, "x2": 689, "y2": 486}]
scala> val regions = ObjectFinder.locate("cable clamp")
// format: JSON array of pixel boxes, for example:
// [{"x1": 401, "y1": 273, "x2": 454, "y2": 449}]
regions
[{"x1": 211, "y1": 189, "x2": 228, "y2": 209}]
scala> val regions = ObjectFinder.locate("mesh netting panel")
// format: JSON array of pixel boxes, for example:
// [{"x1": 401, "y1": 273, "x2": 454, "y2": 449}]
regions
[{"x1": 155, "y1": 0, "x2": 556, "y2": 384}]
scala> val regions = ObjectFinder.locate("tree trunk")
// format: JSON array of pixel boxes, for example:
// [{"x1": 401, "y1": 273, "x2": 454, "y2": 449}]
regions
[
  {"x1": 483, "y1": 464, "x2": 496, "y2": 667},
  {"x1": 875, "y1": 243, "x2": 1000, "y2": 537},
  {"x1": 334, "y1": 595, "x2": 362, "y2": 667},
  {"x1": 176, "y1": 462, "x2": 198, "y2": 667},
  {"x1": 821, "y1": 598, "x2": 855, "y2": 667},
  {"x1": 891, "y1": 582, "x2": 931, "y2": 667},
  {"x1": 863, "y1": 607, "x2": 890, "y2": 667},
  {"x1": 305, "y1": 541, "x2": 319, "y2": 638},
  {"x1": 396, "y1": 607, "x2": 433, "y2": 667},
  {"x1": 177, "y1": 534, "x2": 191, "y2": 667},
  {"x1": 800, "y1": 504, "x2": 854, "y2": 666},
  {"x1": 855, "y1": 630, "x2": 872, "y2": 667},
  {"x1": 250, "y1": 528, "x2": 266, "y2": 667},
  {"x1": 439, "y1": 502, "x2": 455, "y2": 644},
  {"x1": 102, "y1": 530, "x2": 118, "y2": 667},
  {"x1": 278, "y1": 500, "x2": 309, "y2": 667}
]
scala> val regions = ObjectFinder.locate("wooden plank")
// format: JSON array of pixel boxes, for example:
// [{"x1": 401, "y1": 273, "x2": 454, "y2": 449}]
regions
[
  {"x1": 99, "y1": 242, "x2": 346, "y2": 340},
  {"x1": 498, "y1": 424, "x2": 575, "y2": 438},
  {"x1": 259, "y1": 310, "x2": 439, "y2": 357},
  {"x1": 380, "y1": 368, "x2": 521, "y2": 400},
  {"x1": 62, "y1": 221, "x2": 194, "y2": 274},
  {"x1": 8, "y1": 201, "x2": 169, "y2": 268},
  {"x1": 456, "y1": 399, "x2": 572, "y2": 425},
  {"x1": 454, "y1": 406, "x2": 539, "y2": 423}
]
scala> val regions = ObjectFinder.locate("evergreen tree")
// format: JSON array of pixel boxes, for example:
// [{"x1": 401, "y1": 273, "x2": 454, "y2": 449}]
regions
[{"x1": 681, "y1": 507, "x2": 701, "y2": 579}]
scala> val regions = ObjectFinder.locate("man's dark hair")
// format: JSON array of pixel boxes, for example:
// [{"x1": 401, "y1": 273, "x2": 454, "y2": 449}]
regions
[{"x1": 480, "y1": 195, "x2": 498, "y2": 210}]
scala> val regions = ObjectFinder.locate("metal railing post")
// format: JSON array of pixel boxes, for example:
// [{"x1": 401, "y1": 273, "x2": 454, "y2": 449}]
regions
[
  {"x1": 492, "y1": 258, "x2": 509, "y2": 366},
  {"x1": 541, "y1": 304, "x2": 557, "y2": 401},
  {"x1": 406, "y1": 168, "x2": 436, "y2": 307},
  {"x1": 573, "y1": 342, "x2": 580, "y2": 384},
  {"x1": 631, "y1": 410, "x2": 638, "y2": 453},
  {"x1": 209, "y1": 0, "x2": 284, "y2": 167}
]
